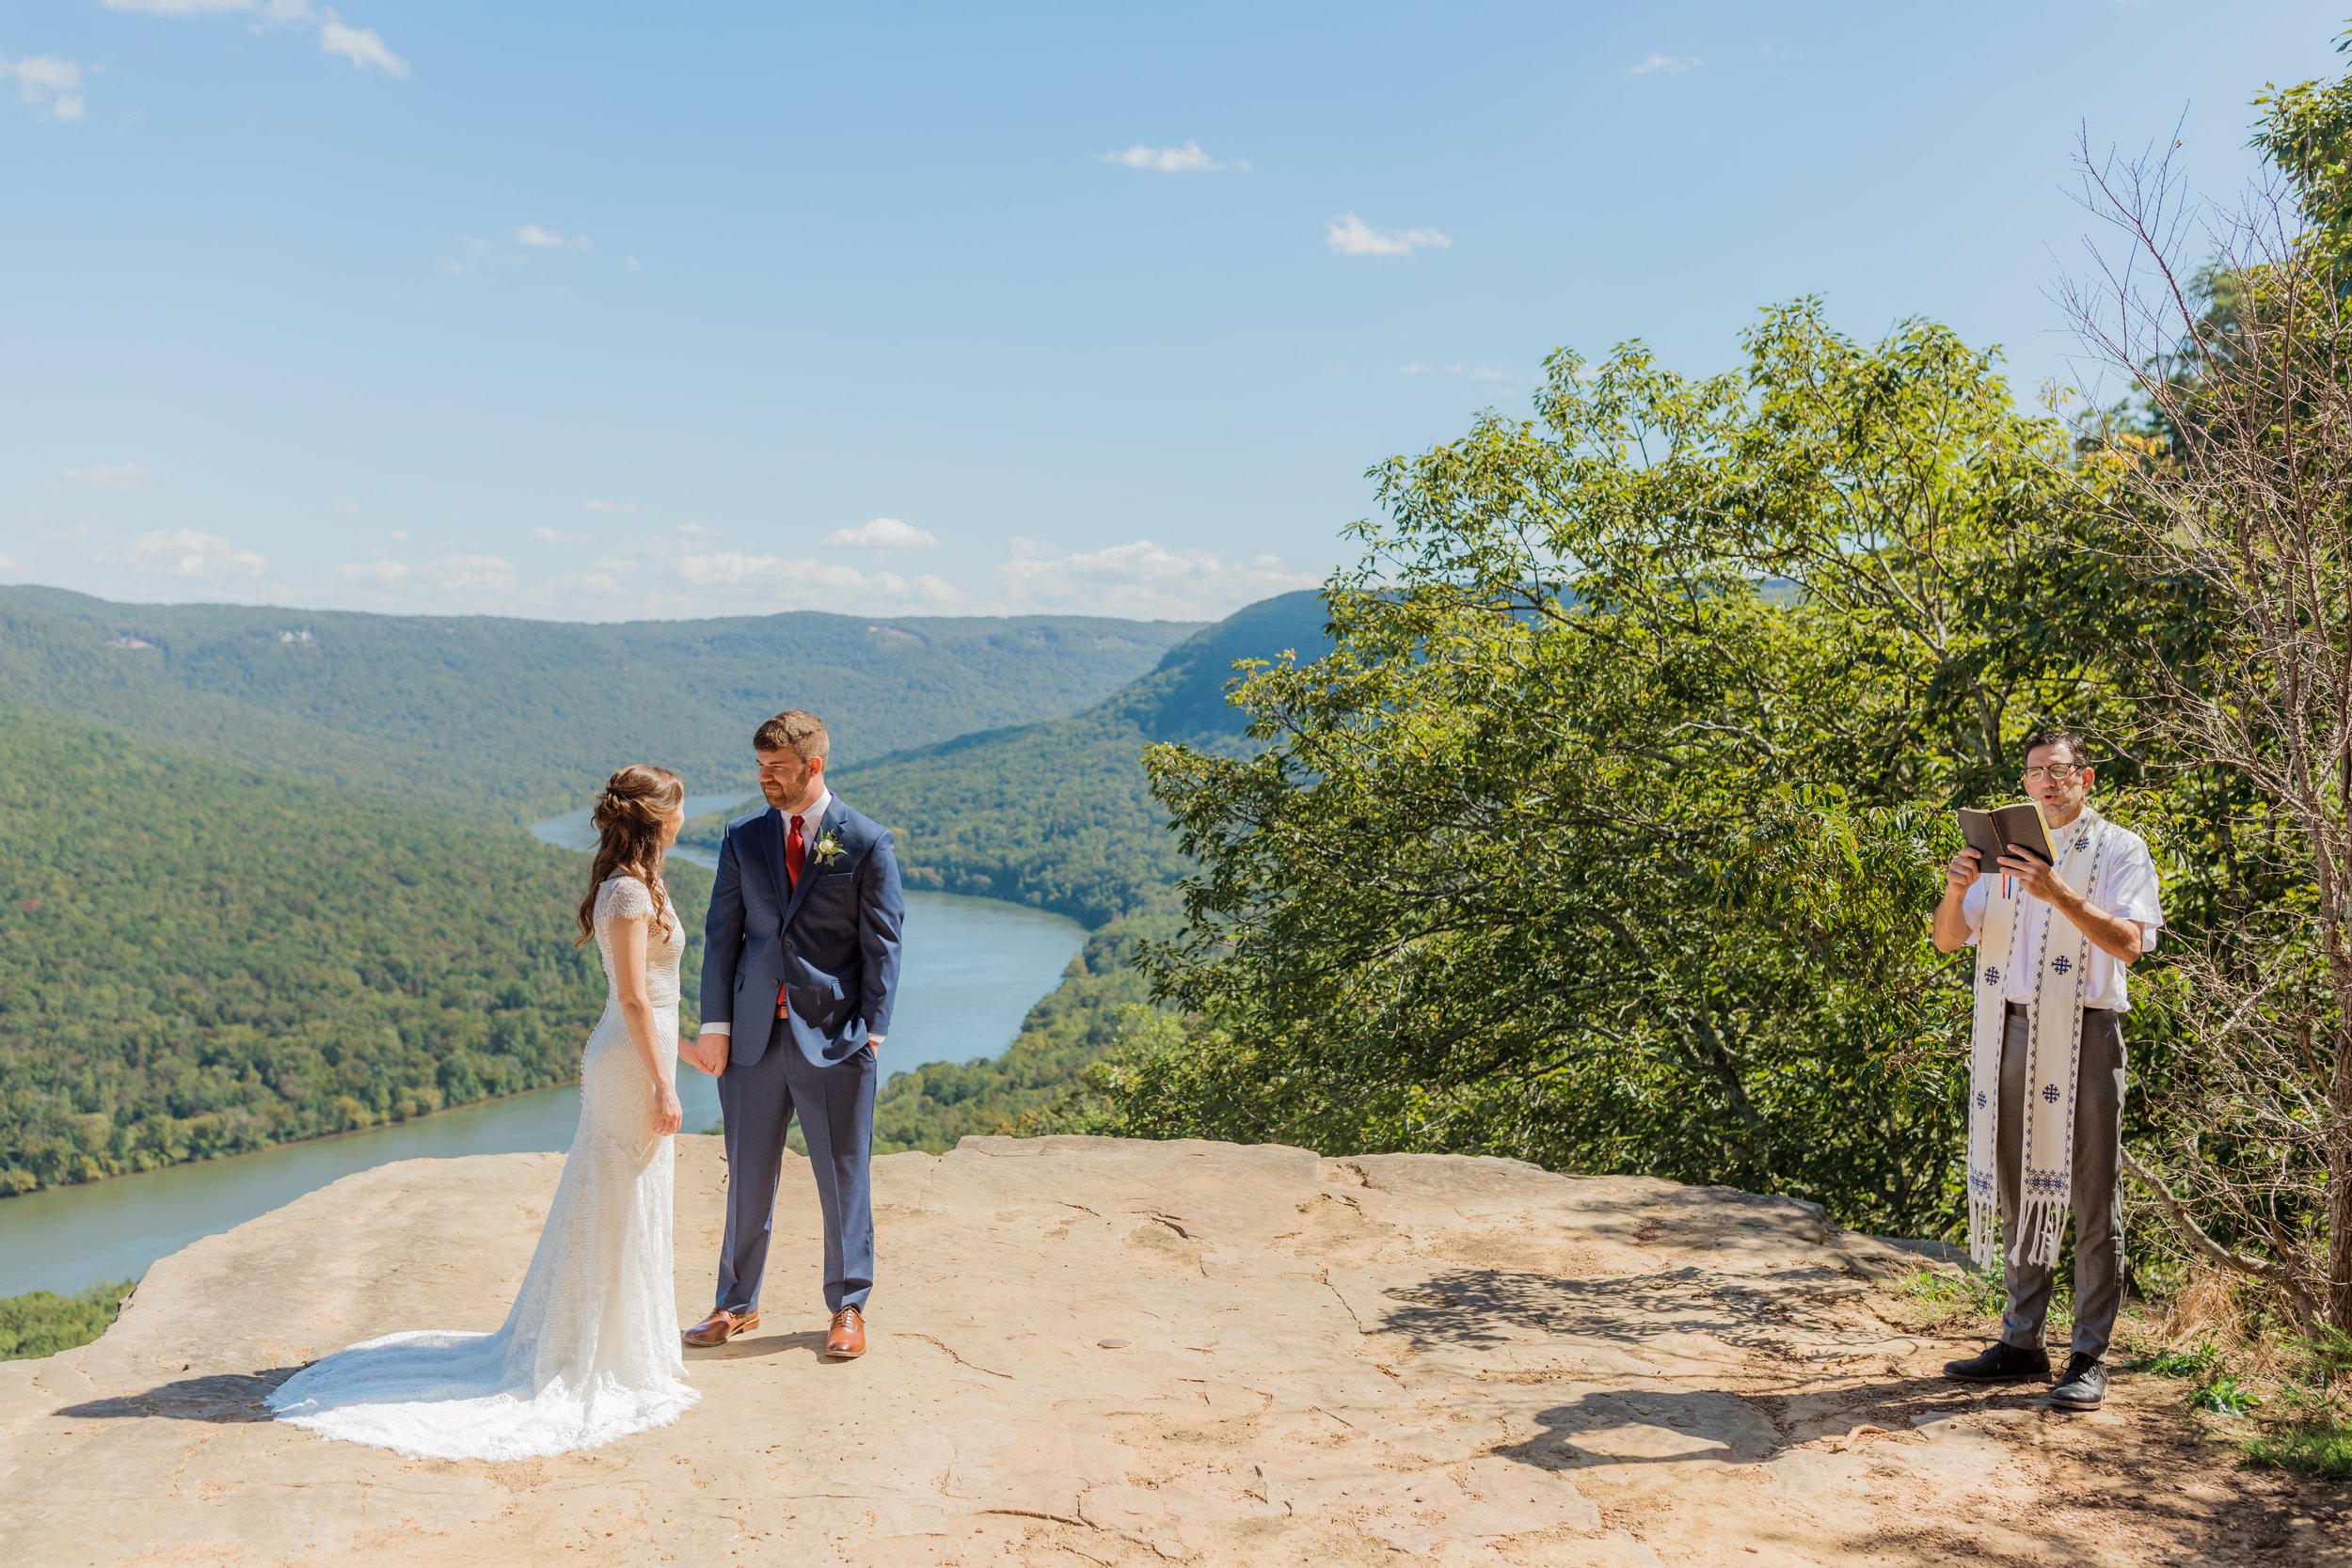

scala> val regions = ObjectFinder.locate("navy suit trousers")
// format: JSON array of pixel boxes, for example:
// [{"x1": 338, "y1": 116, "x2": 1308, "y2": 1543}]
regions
[{"x1": 713, "y1": 1040, "x2": 878, "y2": 1315}]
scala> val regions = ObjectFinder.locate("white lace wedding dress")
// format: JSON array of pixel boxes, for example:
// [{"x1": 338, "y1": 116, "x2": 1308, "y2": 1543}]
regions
[{"x1": 267, "y1": 874, "x2": 699, "y2": 1459}]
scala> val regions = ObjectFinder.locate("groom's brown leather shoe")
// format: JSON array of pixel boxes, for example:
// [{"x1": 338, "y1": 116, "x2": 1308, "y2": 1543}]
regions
[
  {"x1": 824, "y1": 1306, "x2": 866, "y2": 1359},
  {"x1": 683, "y1": 1307, "x2": 757, "y2": 1348}
]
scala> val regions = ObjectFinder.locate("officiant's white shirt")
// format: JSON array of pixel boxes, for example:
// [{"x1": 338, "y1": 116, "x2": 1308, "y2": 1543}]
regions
[
  {"x1": 1960, "y1": 819, "x2": 2164, "y2": 1010},
  {"x1": 703, "y1": 791, "x2": 864, "y2": 1041}
]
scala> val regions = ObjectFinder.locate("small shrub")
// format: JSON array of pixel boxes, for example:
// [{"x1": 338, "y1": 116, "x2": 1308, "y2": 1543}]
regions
[
  {"x1": 2194, "y1": 1373, "x2": 2261, "y2": 1416},
  {"x1": 0, "y1": 1279, "x2": 136, "y2": 1361},
  {"x1": 2129, "y1": 1339, "x2": 2224, "y2": 1381}
]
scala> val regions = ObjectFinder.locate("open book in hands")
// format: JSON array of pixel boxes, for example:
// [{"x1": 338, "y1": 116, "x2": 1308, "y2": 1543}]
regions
[{"x1": 1956, "y1": 801, "x2": 2055, "y2": 869}]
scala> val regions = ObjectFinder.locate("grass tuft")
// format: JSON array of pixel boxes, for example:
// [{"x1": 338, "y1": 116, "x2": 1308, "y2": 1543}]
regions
[
  {"x1": 2243, "y1": 1417, "x2": 2352, "y2": 1479},
  {"x1": 1899, "y1": 1265, "x2": 2004, "y2": 1318}
]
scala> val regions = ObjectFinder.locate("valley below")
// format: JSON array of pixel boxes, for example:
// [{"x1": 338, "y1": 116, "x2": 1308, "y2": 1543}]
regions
[{"x1": 0, "y1": 790, "x2": 1083, "y2": 1298}]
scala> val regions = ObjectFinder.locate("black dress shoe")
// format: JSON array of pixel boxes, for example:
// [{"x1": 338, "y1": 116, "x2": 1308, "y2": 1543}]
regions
[
  {"x1": 1942, "y1": 1340, "x2": 2052, "y2": 1383},
  {"x1": 2048, "y1": 1353, "x2": 2106, "y2": 1410}
]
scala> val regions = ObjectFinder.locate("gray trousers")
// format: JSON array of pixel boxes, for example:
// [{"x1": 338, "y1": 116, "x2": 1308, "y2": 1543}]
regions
[
  {"x1": 1996, "y1": 1002, "x2": 2126, "y2": 1360},
  {"x1": 713, "y1": 1041, "x2": 878, "y2": 1316}
]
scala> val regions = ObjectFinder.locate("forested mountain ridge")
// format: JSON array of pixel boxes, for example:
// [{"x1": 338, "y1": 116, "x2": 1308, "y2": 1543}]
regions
[
  {"x1": 0, "y1": 588, "x2": 1199, "y2": 824},
  {"x1": 0, "y1": 704, "x2": 711, "y2": 1195},
  {"x1": 822, "y1": 590, "x2": 1332, "y2": 927},
  {"x1": 778, "y1": 590, "x2": 1335, "y2": 1152}
]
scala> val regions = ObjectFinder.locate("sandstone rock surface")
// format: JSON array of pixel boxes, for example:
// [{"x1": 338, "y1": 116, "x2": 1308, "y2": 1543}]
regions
[{"x1": 0, "y1": 1135, "x2": 2333, "y2": 1565}]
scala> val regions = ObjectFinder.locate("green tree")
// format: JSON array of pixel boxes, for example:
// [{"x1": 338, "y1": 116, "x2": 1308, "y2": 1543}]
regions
[{"x1": 1097, "y1": 303, "x2": 2131, "y2": 1236}]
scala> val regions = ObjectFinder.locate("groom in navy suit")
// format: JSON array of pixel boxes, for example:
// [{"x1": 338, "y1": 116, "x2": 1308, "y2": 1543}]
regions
[{"x1": 684, "y1": 708, "x2": 905, "y2": 1358}]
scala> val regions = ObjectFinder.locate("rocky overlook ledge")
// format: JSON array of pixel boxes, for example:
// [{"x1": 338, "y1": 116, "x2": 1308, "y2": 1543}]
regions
[{"x1": 0, "y1": 1137, "x2": 2326, "y2": 1566}]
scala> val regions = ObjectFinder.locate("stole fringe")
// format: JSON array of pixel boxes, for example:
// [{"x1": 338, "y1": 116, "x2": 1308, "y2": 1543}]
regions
[
  {"x1": 2007, "y1": 1196, "x2": 2067, "y2": 1270},
  {"x1": 1967, "y1": 1196, "x2": 2000, "y2": 1272}
]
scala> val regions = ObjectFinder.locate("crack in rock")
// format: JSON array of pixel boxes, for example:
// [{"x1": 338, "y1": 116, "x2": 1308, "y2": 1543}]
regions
[{"x1": 901, "y1": 1333, "x2": 1016, "y2": 1381}]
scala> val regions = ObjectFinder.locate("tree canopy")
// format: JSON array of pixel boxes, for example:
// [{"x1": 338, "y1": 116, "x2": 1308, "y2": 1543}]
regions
[{"x1": 1090, "y1": 303, "x2": 2168, "y2": 1237}]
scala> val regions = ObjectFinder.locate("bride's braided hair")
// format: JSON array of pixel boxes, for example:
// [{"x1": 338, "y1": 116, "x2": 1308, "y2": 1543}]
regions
[{"x1": 576, "y1": 763, "x2": 684, "y2": 946}]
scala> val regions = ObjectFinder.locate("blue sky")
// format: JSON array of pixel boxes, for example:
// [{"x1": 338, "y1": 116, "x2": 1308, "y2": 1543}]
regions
[{"x1": 0, "y1": 2, "x2": 2342, "y2": 623}]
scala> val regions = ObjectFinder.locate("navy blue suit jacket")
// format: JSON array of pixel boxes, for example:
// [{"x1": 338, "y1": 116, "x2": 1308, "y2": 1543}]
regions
[{"x1": 698, "y1": 796, "x2": 905, "y2": 1068}]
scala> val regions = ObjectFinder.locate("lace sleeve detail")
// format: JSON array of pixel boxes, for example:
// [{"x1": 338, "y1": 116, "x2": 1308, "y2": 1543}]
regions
[{"x1": 596, "y1": 875, "x2": 655, "y2": 926}]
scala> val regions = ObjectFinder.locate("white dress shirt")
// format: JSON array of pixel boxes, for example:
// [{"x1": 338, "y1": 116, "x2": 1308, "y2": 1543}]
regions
[
  {"x1": 703, "y1": 791, "x2": 879, "y2": 1042},
  {"x1": 1961, "y1": 816, "x2": 2164, "y2": 1011}
]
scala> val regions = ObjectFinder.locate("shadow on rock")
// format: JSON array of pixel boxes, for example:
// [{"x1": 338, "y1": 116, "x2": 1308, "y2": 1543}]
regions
[
  {"x1": 1493, "y1": 1387, "x2": 1786, "y2": 1469},
  {"x1": 693, "y1": 1329, "x2": 831, "y2": 1361},
  {"x1": 56, "y1": 1366, "x2": 303, "y2": 1425},
  {"x1": 1376, "y1": 1265, "x2": 1851, "y2": 1352}
]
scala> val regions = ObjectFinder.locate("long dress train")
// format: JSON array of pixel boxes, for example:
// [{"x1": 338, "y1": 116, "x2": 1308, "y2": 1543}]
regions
[{"x1": 266, "y1": 874, "x2": 698, "y2": 1460}]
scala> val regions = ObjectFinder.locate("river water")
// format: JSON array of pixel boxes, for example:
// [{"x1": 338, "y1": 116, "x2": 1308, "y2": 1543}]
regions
[{"x1": 0, "y1": 794, "x2": 1083, "y2": 1298}]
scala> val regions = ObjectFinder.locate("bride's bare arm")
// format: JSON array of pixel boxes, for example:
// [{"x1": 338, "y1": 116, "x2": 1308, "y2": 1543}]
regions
[{"x1": 607, "y1": 911, "x2": 685, "y2": 1136}]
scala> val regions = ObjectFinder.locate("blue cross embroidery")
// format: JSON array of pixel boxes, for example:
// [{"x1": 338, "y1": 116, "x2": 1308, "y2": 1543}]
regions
[
  {"x1": 1975, "y1": 1090, "x2": 1988, "y2": 1109},
  {"x1": 2074, "y1": 835, "x2": 2090, "y2": 852},
  {"x1": 2051, "y1": 956, "x2": 2073, "y2": 975},
  {"x1": 1982, "y1": 966, "x2": 2001, "y2": 986},
  {"x1": 2042, "y1": 1084, "x2": 2061, "y2": 1104}
]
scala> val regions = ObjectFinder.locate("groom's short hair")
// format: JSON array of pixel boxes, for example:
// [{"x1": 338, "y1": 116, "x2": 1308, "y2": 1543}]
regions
[{"x1": 754, "y1": 709, "x2": 830, "y2": 763}]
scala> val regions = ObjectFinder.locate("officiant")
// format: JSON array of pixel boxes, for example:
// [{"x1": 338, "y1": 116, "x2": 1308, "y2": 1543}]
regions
[{"x1": 1928, "y1": 728, "x2": 2165, "y2": 1412}]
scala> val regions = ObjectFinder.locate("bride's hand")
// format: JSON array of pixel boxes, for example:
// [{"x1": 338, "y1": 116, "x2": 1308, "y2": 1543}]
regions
[{"x1": 652, "y1": 1080, "x2": 683, "y2": 1138}]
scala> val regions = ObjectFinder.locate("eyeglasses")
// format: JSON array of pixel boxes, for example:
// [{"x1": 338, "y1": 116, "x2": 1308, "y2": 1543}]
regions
[{"x1": 2021, "y1": 765, "x2": 2084, "y2": 784}]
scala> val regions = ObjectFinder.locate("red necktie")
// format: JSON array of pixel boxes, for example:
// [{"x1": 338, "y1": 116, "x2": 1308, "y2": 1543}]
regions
[{"x1": 777, "y1": 814, "x2": 807, "y2": 1020}]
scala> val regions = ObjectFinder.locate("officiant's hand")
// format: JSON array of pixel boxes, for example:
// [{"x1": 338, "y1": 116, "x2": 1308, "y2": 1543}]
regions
[
  {"x1": 1943, "y1": 847, "x2": 1982, "y2": 892},
  {"x1": 1996, "y1": 849, "x2": 2064, "y2": 905}
]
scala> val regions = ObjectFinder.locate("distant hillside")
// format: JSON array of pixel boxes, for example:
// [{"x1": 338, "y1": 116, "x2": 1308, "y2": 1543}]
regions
[
  {"x1": 0, "y1": 704, "x2": 713, "y2": 1196},
  {"x1": 809, "y1": 590, "x2": 1334, "y2": 1152},
  {"x1": 0, "y1": 588, "x2": 1199, "y2": 824},
  {"x1": 826, "y1": 590, "x2": 1332, "y2": 927}
]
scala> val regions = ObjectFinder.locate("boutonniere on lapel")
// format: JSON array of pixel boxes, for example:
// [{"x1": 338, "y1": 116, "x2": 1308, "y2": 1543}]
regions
[{"x1": 813, "y1": 827, "x2": 847, "y2": 866}]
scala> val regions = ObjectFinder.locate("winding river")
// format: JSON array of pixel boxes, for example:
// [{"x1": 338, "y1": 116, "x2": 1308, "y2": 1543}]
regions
[{"x1": 0, "y1": 794, "x2": 1083, "y2": 1299}]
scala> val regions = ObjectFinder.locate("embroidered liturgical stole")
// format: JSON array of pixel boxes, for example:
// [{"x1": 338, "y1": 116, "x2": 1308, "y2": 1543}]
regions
[{"x1": 1966, "y1": 806, "x2": 2111, "y2": 1270}]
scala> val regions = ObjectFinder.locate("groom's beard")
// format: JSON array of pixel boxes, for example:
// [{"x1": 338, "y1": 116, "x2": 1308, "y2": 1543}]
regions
[{"x1": 763, "y1": 777, "x2": 821, "y2": 816}]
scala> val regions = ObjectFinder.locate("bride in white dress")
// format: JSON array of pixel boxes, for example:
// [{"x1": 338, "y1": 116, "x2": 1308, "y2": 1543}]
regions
[{"x1": 268, "y1": 764, "x2": 700, "y2": 1460}]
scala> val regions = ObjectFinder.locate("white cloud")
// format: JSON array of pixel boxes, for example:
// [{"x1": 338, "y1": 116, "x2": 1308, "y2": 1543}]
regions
[
  {"x1": 1326, "y1": 214, "x2": 1451, "y2": 258},
  {"x1": 996, "y1": 539, "x2": 1318, "y2": 620},
  {"x1": 543, "y1": 556, "x2": 641, "y2": 599},
  {"x1": 0, "y1": 553, "x2": 18, "y2": 574},
  {"x1": 1103, "y1": 140, "x2": 1248, "y2": 174},
  {"x1": 335, "y1": 553, "x2": 517, "y2": 594},
  {"x1": 515, "y1": 223, "x2": 589, "y2": 250},
  {"x1": 824, "y1": 516, "x2": 939, "y2": 550},
  {"x1": 102, "y1": 0, "x2": 272, "y2": 13},
  {"x1": 317, "y1": 10, "x2": 408, "y2": 76},
  {"x1": 644, "y1": 529, "x2": 965, "y2": 610},
  {"x1": 1628, "y1": 53, "x2": 1704, "y2": 76},
  {"x1": 105, "y1": 2, "x2": 408, "y2": 81},
  {"x1": 530, "y1": 527, "x2": 589, "y2": 544},
  {"x1": 1, "y1": 55, "x2": 86, "y2": 123},
  {"x1": 102, "y1": 529, "x2": 268, "y2": 580},
  {"x1": 1469, "y1": 365, "x2": 1512, "y2": 382},
  {"x1": 581, "y1": 499, "x2": 641, "y2": 514},
  {"x1": 58, "y1": 462, "x2": 152, "y2": 489},
  {"x1": 102, "y1": 1, "x2": 304, "y2": 13},
  {"x1": 1401, "y1": 362, "x2": 1434, "y2": 375}
]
